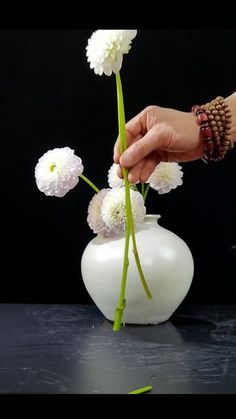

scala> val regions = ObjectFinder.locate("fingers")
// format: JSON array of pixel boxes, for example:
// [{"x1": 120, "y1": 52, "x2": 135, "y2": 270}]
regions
[
  {"x1": 117, "y1": 164, "x2": 123, "y2": 179},
  {"x1": 139, "y1": 152, "x2": 161, "y2": 183},
  {"x1": 119, "y1": 123, "x2": 175, "y2": 168},
  {"x1": 116, "y1": 158, "x2": 146, "y2": 183},
  {"x1": 117, "y1": 154, "x2": 161, "y2": 184},
  {"x1": 114, "y1": 134, "x2": 143, "y2": 164},
  {"x1": 113, "y1": 111, "x2": 145, "y2": 163},
  {"x1": 128, "y1": 159, "x2": 146, "y2": 183}
]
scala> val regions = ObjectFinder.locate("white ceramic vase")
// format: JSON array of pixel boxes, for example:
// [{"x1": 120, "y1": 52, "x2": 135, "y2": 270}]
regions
[{"x1": 81, "y1": 215, "x2": 194, "y2": 324}]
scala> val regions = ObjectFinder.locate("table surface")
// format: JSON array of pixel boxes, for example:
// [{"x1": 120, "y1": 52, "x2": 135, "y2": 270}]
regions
[{"x1": 0, "y1": 304, "x2": 235, "y2": 394}]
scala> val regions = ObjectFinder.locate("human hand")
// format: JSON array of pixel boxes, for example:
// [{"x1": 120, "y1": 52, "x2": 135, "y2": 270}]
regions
[{"x1": 113, "y1": 105, "x2": 204, "y2": 183}]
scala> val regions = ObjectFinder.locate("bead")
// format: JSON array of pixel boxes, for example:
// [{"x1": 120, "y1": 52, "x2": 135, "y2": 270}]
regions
[
  {"x1": 206, "y1": 142, "x2": 215, "y2": 152},
  {"x1": 203, "y1": 128, "x2": 212, "y2": 137},
  {"x1": 192, "y1": 96, "x2": 233, "y2": 163},
  {"x1": 209, "y1": 120, "x2": 216, "y2": 126},
  {"x1": 191, "y1": 105, "x2": 199, "y2": 113},
  {"x1": 198, "y1": 113, "x2": 208, "y2": 122}
]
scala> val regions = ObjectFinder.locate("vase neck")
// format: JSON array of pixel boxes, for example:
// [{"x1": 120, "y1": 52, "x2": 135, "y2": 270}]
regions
[{"x1": 143, "y1": 214, "x2": 161, "y2": 226}]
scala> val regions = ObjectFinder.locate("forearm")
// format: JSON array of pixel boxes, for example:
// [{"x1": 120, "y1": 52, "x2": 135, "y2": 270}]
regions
[{"x1": 225, "y1": 92, "x2": 236, "y2": 142}]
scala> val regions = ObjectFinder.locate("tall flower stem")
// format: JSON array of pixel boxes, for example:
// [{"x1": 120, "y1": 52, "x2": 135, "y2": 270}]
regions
[
  {"x1": 79, "y1": 174, "x2": 100, "y2": 193},
  {"x1": 113, "y1": 73, "x2": 152, "y2": 332}
]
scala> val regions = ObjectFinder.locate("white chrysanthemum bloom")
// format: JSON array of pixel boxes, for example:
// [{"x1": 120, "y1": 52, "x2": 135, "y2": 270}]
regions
[
  {"x1": 107, "y1": 163, "x2": 139, "y2": 188},
  {"x1": 147, "y1": 162, "x2": 183, "y2": 194},
  {"x1": 86, "y1": 30, "x2": 137, "y2": 76},
  {"x1": 101, "y1": 188, "x2": 146, "y2": 233},
  {"x1": 35, "y1": 147, "x2": 84, "y2": 197},
  {"x1": 87, "y1": 188, "x2": 112, "y2": 235},
  {"x1": 108, "y1": 163, "x2": 125, "y2": 188}
]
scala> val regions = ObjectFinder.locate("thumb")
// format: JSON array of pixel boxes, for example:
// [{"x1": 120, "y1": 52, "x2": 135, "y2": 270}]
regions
[{"x1": 119, "y1": 123, "x2": 175, "y2": 168}]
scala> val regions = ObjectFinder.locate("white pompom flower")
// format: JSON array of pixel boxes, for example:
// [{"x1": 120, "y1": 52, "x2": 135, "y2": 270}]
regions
[
  {"x1": 101, "y1": 188, "x2": 146, "y2": 233},
  {"x1": 107, "y1": 163, "x2": 139, "y2": 188},
  {"x1": 108, "y1": 163, "x2": 125, "y2": 188},
  {"x1": 35, "y1": 147, "x2": 84, "y2": 197},
  {"x1": 86, "y1": 30, "x2": 137, "y2": 76},
  {"x1": 87, "y1": 188, "x2": 112, "y2": 235},
  {"x1": 147, "y1": 162, "x2": 183, "y2": 194}
]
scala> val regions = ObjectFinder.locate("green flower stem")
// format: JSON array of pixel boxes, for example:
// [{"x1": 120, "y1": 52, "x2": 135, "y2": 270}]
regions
[
  {"x1": 116, "y1": 72, "x2": 152, "y2": 300},
  {"x1": 79, "y1": 174, "x2": 100, "y2": 193},
  {"x1": 141, "y1": 182, "x2": 145, "y2": 198},
  {"x1": 113, "y1": 203, "x2": 130, "y2": 331},
  {"x1": 130, "y1": 220, "x2": 152, "y2": 299},
  {"x1": 128, "y1": 386, "x2": 153, "y2": 395},
  {"x1": 113, "y1": 72, "x2": 152, "y2": 330},
  {"x1": 143, "y1": 184, "x2": 150, "y2": 202}
]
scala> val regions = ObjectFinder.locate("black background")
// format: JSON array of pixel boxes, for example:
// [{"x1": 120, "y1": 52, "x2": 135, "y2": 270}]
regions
[{"x1": 0, "y1": 29, "x2": 235, "y2": 304}]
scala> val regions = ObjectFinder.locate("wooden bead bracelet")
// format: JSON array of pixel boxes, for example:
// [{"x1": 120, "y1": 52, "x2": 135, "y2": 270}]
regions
[{"x1": 192, "y1": 96, "x2": 233, "y2": 162}]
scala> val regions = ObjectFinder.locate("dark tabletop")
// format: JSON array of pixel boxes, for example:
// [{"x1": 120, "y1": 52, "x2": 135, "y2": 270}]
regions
[{"x1": 0, "y1": 304, "x2": 235, "y2": 394}]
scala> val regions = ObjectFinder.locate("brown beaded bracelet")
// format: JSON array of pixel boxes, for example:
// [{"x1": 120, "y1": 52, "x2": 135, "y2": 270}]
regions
[
  {"x1": 192, "y1": 96, "x2": 233, "y2": 163},
  {"x1": 191, "y1": 105, "x2": 214, "y2": 163},
  {"x1": 202, "y1": 96, "x2": 233, "y2": 161}
]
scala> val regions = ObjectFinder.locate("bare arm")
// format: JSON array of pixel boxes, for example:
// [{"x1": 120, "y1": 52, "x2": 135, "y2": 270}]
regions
[{"x1": 113, "y1": 93, "x2": 236, "y2": 183}]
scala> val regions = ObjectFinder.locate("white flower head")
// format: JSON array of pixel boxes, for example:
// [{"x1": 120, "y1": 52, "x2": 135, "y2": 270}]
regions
[
  {"x1": 108, "y1": 163, "x2": 125, "y2": 188},
  {"x1": 87, "y1": 188, "x2": 112, "y2": 235},
  {"x1": 86, "y1": 30, "x2": 137, "y2": 76},
  {"x1": 35, "y1": 147, "x2": 84, "y2": 197},
  {"x1": 107, "y1": 163, "x2": 139, "y2": 189},
  {"x1": 101, "y1": 188, "x2": 146, "y2": 233},
  {"x1": 147, "y1": 162, "x2": 183, "y2": 194}
]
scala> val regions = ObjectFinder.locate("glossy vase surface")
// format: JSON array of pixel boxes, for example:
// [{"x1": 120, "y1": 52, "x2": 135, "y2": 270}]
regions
[{"x1": 81, "y1": 215, "x2": 194, "y2": 324}]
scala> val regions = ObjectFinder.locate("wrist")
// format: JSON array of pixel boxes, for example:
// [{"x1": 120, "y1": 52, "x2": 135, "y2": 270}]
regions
[{"x1": 188, "y1": 111, "x2": 205, "y2": 156}]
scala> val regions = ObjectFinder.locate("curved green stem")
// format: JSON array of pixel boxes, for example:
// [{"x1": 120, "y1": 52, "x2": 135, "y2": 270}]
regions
[
  {"x1": 79, "y1": 174, "x2": 100, "y2": 193},
  {"x1": 143, "y1": 184, "x2": 150, "y2": 202},
  {"x1": 141, "y1": 182, "x2": 145, "y2": 198},
  {"x1": 130, "y1": 208, "x2": 152, "y2": 299},
  {"x1": 113, "y1": 72, "x2": 152, "y2": 330},
  {"x1": 133, "y1": 184, "x2": 139, "y2": 193}
]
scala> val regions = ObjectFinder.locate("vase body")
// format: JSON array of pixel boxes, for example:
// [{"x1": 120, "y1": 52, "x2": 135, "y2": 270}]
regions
[{"x1": 81, "y1": 215, "x2": 194, "y2": 324}]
